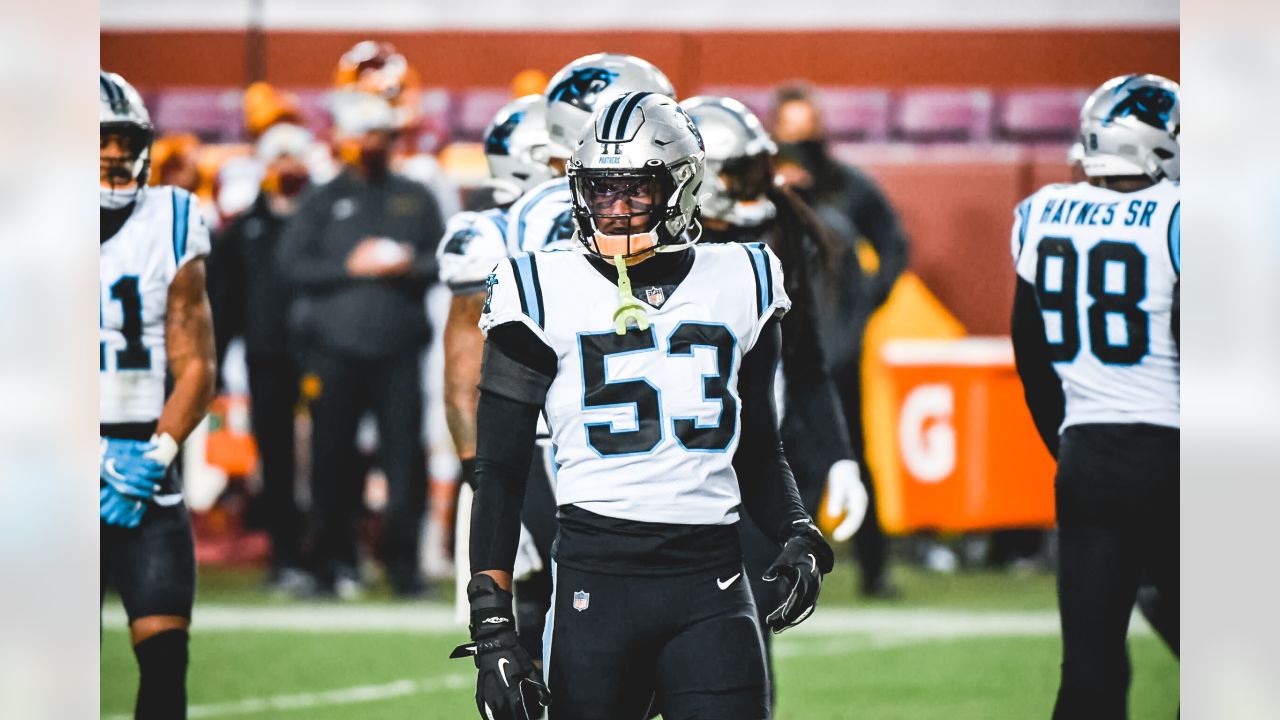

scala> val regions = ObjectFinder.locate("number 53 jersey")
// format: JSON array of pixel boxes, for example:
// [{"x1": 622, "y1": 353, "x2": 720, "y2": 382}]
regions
[
  {"x1": 480, "y1": 243, "x2": 790, "y2": 526},
  {"x1": 100, "y1": 186, "x2": 210, "y2": 424},
  {"x1": 1012, "y1": 179, "x2": 1180, "y2": 430}
]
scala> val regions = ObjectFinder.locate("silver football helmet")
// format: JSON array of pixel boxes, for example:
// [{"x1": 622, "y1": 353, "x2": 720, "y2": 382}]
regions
[
  {"x1": 1079, "y1": 74, "x2": 1180, "y2": 182},
  {"x1": 544, "y1": 53, "x2": 676, "y2": 160},
  {"x1": 483, "y1": 95, "x2": 556, "y2": 205},
  {"x1": 681, "y1": 95, "x2": 779, "y2": 227},
  {"x1": 100, "y1": 70, "x2": 154, "y2": 206},
  {"x1": 567, "y1": 92, "x2": 705, "y2": 258}
]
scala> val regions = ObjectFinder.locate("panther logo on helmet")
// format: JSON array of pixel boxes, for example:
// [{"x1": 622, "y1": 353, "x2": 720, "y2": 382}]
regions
[
  {"x1": 484, "y1": 110, "x2": 524, "y2": 157},
  {"x1": 1108, "y1": 86, "x2": 1177, "y2": 131},
  {"x1": 547, "y1": 68, "x2": 620, "y2": 112}
]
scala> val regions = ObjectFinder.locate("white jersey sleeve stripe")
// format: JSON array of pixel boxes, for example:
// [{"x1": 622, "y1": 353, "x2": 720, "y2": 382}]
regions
[
  {"x1": 511, "y1": 183, "x2": 562, "y2": 255},
  {"x1": 510, "y1": 253, "x2": 546, "y2": 328},
  {"x1": 741, "y1": 242, "x2": 772, "y2": 317}
]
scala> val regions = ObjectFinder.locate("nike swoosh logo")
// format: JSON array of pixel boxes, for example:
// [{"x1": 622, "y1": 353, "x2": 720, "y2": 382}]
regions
[
  {"x1": 717, "y1": 573, "x2": 742, "y2": 590},
  {"x1": 497, "y1": 657, "x2": 512, "y2": 687}
]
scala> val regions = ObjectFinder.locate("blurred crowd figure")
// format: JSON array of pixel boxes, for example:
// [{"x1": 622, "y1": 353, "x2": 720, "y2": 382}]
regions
[
  {"x1": 770, "y1": 83, "x2": 911, "y2": 597},
  {"x1": 206, "y1": 121, "x2": 314, "y2": 592}
]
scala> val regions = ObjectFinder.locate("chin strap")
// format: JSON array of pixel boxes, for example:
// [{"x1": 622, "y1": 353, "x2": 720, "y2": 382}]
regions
[{"x1": 612, "y1": 254, "x2": 650, "y2": 335}]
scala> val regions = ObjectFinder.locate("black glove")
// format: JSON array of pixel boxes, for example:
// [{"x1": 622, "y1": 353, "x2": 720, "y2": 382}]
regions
[
  {"x1": 762, "y1": 521, "x2": 835, "y2": 634},
  {"x1": 450, "y1": 574, "x2": 551, "y2": 720}
]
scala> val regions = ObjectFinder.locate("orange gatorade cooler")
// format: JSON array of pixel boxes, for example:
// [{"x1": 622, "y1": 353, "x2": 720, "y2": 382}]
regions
[{"x1": 878, "y1": 338, "x2": 1056, "y2": 533}]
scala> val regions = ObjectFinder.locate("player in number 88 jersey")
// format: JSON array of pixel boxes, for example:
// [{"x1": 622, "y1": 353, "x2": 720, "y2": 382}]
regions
[
  {"x1": 451, "y1": 92, "x2": 833, "y2": 720},
  {"x1": 1009, "y1": 73, "x2": 1180, "y2": 719},
  {"x1": 100, "y1": 69, "x2": 216, "y2": 719}
]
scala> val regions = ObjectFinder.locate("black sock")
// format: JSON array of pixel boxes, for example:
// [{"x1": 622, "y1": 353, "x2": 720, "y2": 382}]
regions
[{"x1": 133, "y1": 628, "x2": 189, "y2": 720}]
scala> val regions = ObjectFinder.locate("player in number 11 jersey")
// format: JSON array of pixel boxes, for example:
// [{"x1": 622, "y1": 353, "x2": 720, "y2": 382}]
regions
[
  {"x1": 1010, "y1": 73, "x2": 1180, "y2": 719},
  {"x1": 100, "y1": 70, "x2": 216, "y2": 719}
]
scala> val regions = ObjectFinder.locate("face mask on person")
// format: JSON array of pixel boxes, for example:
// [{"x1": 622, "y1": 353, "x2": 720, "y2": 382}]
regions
[{"x1": 776, "y1": 140, "x2": 827, "y2": 176}]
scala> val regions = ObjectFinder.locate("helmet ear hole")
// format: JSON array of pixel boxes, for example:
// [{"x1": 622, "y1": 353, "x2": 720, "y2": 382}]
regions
[{"x1": 1152, "y1": 148, "x2": 1174, "y2": 160}]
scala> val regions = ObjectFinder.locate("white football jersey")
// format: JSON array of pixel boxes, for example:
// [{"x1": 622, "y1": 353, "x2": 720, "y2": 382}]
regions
[
  {"x1": 503, "y1": 177, "x2": 576, "y2": 254},
  {"x1": 100, "y1": 186, "x2": 211, "y2": 424},
  {"x1": 1012, "y1": 179, "x2": 1180, "y2": 430},
  {"x1": 436, "y1": 208, "x2": 509, "y2": 295},
  {"x1": 480, "y1": 242, "x2": 790, "y2": 525}
]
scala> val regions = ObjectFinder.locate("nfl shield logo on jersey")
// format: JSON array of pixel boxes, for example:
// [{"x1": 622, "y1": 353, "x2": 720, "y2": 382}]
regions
[
  {"x1": 573, "y1": 590, "x2": 590, "y2": 612},
  {"x1": 644, "y1": 286, "x2": 665, "y2": 307}
]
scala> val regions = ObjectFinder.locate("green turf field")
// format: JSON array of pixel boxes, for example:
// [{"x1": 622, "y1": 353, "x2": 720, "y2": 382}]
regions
[{"x1": 101, "y1": 565, "x2": 1179, "y2": 719}]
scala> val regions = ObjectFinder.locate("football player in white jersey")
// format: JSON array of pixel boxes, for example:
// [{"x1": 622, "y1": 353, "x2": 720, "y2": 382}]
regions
[
  {"x1": 100, "y1": 70, "x2": 216, "y2": 719},
  {"x1": 451, "y1": 92, "x2": 832, "y2": 720},
  {"x1": 440, "y1": 54, "x2": 678, "y2": 675},
  {"x1": 1010, "y1": 73, "x2": 1179, "y2": 719}
]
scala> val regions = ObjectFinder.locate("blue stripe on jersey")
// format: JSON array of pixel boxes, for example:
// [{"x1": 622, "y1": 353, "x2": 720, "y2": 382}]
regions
[
  {"x1": 743, "y1": 243, "x2": 772, "y2": 316},
  {"x1": 1016, "y1": 199, "x2": 1031, "y2": 254},
  {"x1": 171, "y1": 190, "x2": 190, "y2": 263},
  {"x1": 1168, "y1": 202, "x2": 1180, "y2": 274},
  {"x1": 513, "y1": 181, "x2": 568, "y2": 253},
  {"x1": 512, "y1": 253, "x2": 545, "y2": 327},
  {"x1": 486, "y1": 208, "x2": 509, "y2": 239}
]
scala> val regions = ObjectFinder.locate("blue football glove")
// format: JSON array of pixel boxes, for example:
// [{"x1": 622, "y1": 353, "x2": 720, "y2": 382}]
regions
[
  {"x1": 99, "y1": 436, "x2": 168, "y2": 500},
  {"x1": 100, "y1": 485, "x2": 147, "y2": 528}
]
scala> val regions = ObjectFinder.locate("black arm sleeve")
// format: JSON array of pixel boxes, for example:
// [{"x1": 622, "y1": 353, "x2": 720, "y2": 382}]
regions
[
  {"x1": 1011, "y1": 277, "x2": 1065, "y2": 458},
  {"x1": 469, "y1": 320, "x2": 558, "y2": 574},
  {"x1": 733, "y1": 318, "x2": 811, "y2": 545},
  {"x1": 469, "y1": 389, "x2": 541, "y2": 575}
]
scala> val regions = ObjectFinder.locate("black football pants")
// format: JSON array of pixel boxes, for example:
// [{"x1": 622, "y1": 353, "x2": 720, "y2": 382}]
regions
[
  {"x1": 1052, "y1": 423, "x2": 1179, "y2": 720},
  {"x1": 544, "y1": 561, "x2": 770, "y2": 720},
  {"x1": 833, "y1": 349, "x2": 889, "y2": 590}
]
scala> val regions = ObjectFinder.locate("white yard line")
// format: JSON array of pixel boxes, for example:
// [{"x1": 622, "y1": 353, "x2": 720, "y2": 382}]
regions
[
  {"x1": 102, "y1": 602, "x2": 1153, "y2": 638},
  {"x1": 103, "y1": 673, "x2": 472, "y2": 720},
  {"x1": 100, "y1": 604, "x2": 1154, "y2": 718}
]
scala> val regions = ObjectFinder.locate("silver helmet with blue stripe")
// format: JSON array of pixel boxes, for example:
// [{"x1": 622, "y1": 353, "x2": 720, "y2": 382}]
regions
[
  {"x1": 681, "y1": 95, "x2": 779, "y2": 227},
  {"x1": 1079, "y1": 74, "x2": 1180, "y2": 182},
  {"x1": 544, "y1": 53, "x2": 675, "y2": 160},
  {"x1": 483, "y1": 95, "x2": 556, "y2": 205},
  {"x1": 567, "y1": 92, "x2": 704, "y2": 259}
]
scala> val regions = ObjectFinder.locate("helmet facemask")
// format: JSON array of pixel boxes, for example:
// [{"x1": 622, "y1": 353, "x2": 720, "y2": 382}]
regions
[
  {"x1": 572, "y1": 166, "x2": 672, "y2": 258},
  {"x1": 100, "y1": 122, "x2": 153, "y2": 208}
]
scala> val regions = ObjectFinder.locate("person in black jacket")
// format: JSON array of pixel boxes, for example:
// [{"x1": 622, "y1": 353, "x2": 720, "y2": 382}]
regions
[
  {"x1": 207, "y1": 122, "x2": 315, "y2": 590},
  {"x1": 772, "y1": 83, "x2": 910, "y2": 597},
  {"x1": 682, "y1": 96, "x2": 867, "y2": 710},
  {"x1": 277, "y1": 92, "x2": 445, "y2": 597}
]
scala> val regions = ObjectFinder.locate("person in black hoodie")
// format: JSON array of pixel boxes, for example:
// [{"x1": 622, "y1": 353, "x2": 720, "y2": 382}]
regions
[
  {"x1": 771, "y1": 83, "x2": 910, "y2": 597},
  {"x1": 276, "y1": 92, "x2": 445, "y2": 597},
  {"x1": 207, "y1": 122, "x2": 315, "y2": 590},
  {"x1": 682, "y1": 95, "x2": 867, "y2": 708}
]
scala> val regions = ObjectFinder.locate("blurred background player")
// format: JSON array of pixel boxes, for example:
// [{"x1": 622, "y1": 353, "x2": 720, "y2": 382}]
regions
[
  {"x1": 771, "y1": 82, "x2": 910, "y2": 598},
  {"x1": 683, "y1": 94, "x2": 868, "y2": 708},
  {"x1": 503, "y1": 52, "x2": 677, "y2": 255},
  {"x1": 100, "y1": 69, "x2": 217, "y2": 718},
  {"x1": 1009, "y1": 73, "x2": 1180, "y2": 718},
  {"x1": 455, "y1": 92, "x2": 832, "y2": 719},
  {"x1": 276, "y1": 90, "x2": 445, "y2": 598},
  {"x1": 206, "y1": 121, "x2": 315, "y2": 593},
  {"x1": 437, "y1": 94, "x2": 555, "y2": 656}
]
